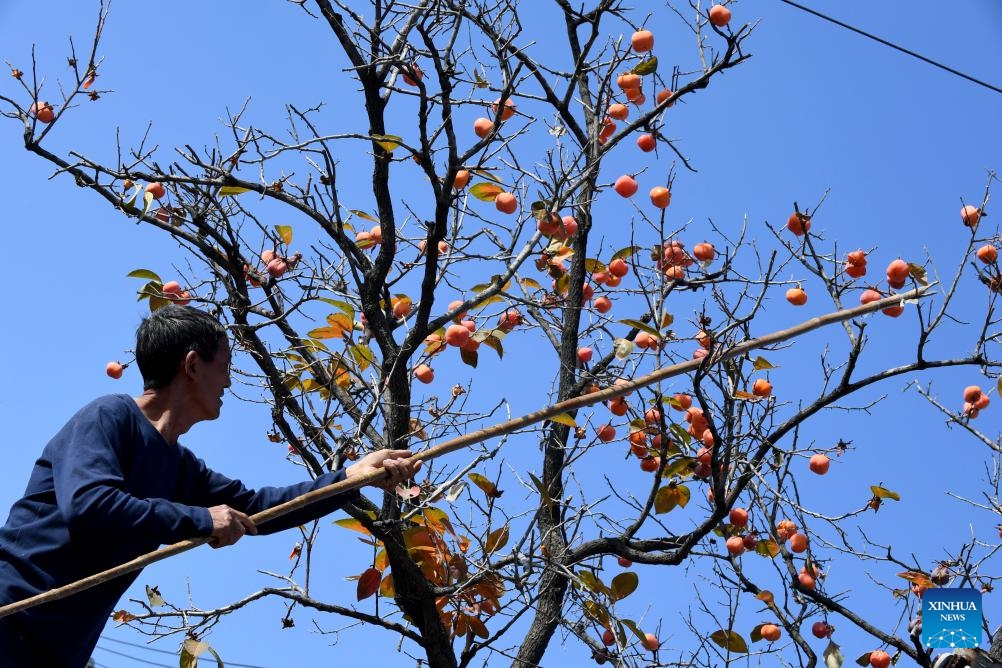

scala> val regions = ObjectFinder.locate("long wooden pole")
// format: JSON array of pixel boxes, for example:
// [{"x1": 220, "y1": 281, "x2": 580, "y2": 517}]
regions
[{"x1": 0, "y1": 286, "x2": 929, "y2": 620}]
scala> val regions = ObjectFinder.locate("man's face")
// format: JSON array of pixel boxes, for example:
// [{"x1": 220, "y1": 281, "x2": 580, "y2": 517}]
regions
[{"x1": 191, "y1": 337, "x2": 232, "y2": 422}]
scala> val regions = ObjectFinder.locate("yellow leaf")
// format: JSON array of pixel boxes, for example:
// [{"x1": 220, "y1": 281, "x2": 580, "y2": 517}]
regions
[
  {"x1": 619, "y1": 319, "x2": 661, "y2": 337},
  {"x1": 379, "y1": 572, "x2": 395, "y2": 598},
  {"x1": 308, "y1": 326, "x2": 345, "y2": 340},
  {"x1": 469, "y1": 182, "x2": 505, "y2": 202},
  {"x1": 371, "y1": 134, "x2": 403, "y2": 152},
  {"x1": 752, "y1": 356, "x2": 777, "y2": 370},
  {"x1": 275, "y1": 225, "x2": 293, "y2": 245},
  {"x1": 219, "y1": 185, "x2": 251, "y2": 196},
  {"x1": 549, "y1": 413, "x2": 577, "y2": 428},
  {"x1": 710, "y1": 629, "x2": 748, "y2": 653},
  {"x1": 334, "y1": 518, "x2": 372, "y2": 535},
  {"x1": 468, "y1": 472, "x2": 501, "y2": 499},
  {"x1": 870, "y1": 485, "x2": 901, "y2": 501}
]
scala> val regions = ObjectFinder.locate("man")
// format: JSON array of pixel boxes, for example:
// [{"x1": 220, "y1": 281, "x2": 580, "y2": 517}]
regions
[{"x1": 0, "y1": 305, "x2": 420, "y2": 667}]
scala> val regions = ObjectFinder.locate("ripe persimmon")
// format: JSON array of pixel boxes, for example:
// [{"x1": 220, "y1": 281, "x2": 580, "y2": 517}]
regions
[
  {"x1": 869, "y1": 650, "x2": 891, "y2": 668},
  {"x1": 729, "y1": 507, "x2": 749, "y2": 527},
  {"x1": 692, "y1": 242, "x2": 715, "y2": 262},
  {"x1": 401, "y1": 63, "x2": 423, "y2": 86},
  {"x1": 642, "y1": 633, "x2": 660, "y2": 651},
  {"x1": 673, "y1": 393, "x2": 693, "y2": 411},
  {"x1": 847, "y1": 249, "x2": 867, "y2": 266},
  {"x1": 788, "y1": 533, "x2": 808, "y2": 553},
  {"x1": 145, "y1": 182, "x2": 166, "y2": 200},
  {"x1": 413, "y1": 364, "x2": 434, "y2": 384},
  {"x1": 977, "y1": 244, "x2": 998, "y2": 263},
  {"x1": 491, "y1": 97, "x2": 516, "y2": 121},
  {"x1": 608, "y1": 397, "x2": 629, "y2": 416},
  {"x1": 594, "y1": 295, "x2": 612, "y2": 313},
  {"x1": 886, "y1": 258, "x2": 909, "y2": 284},
  {"x1": 961, "y1": 204, "x2": 982, "y2": 227},
  {"x1": 608, "y1": 258, "x2": 629, "y2": 277},
  {"x1": 596, "y1": 424, "x2": 616, "y2": 442},
  {"x1": 964, "y1": 385, "x2": 983, "y2": 403},
  {"x1": 775, "y1": 519, "x2": 796, "y2": 540},
  {"x1": 785, "y1": 287, "x2": 807, "y2": 306},
  {"x1": 725, "y1": 536, "x2": 746, "y2": 555},
  {"x1": 636, "y1": 133, "x2": 656, "y2": 152},
  {"x1": 602, "y1": 629, "x2": 615, "y2": 646},
  {"x1": 846, "y1": 262, "x2": 867, "y2": 279},
  {"x1": 608, "y1": 103, "x2": 629, "y2": 121},
  {"x1": 577, "y1": 347, "x2": 594, "y2": 363},
  {"x1": 860, "y1": 288, "x2": 883, "y2": 305},
  {"x1": 760, "y1": 624, "x2": 781, "y2": 642},
  {"x1": 752, "y1": 378, "x2": 772, "y2": 398},
  {"x1": 708, "y1": 4, "x2": 732, "y2": 27},
  {"x1": 786, "y1": 211, "x2": 811, "y2": 235},
  {"x1": 453, "y1": 169, "x2": 471, "y2": 189},
  {"x1": 811, "y1": 621, "x2": 832, "y2": 639},
  {"x1": 614, "y1": 175, "x2": 638, "y2": 197},
  {"x1": 29, "y1": 100, "x2": 54, "y2": 123},
  {"x1": 649, "y1": 186, "x2": 671, "y2": 208},
  {"x1": 656, "y1": 89, "x2": 675, "y2": 107},
  {"x1": 495, "y1": 192, "x2": 518, "y2": 214},
  {"x1": 616, "y1": 73, "x2": 641, "y2": 92},
  {"x1": 798, "y1": 572, "x2": 816, "y2": 590},
  {"x1": 808, "y1": 453, "x2": 830, "y2": 475},
  {"x1": 473, "y1": 117, "x2": 494, "y2": 138},
  {"x1": 444, "y1": 324, "x2": 471, "y2": 347},
  {"x1": 106, "y1": 361, "x2": 124, "y2": 379},
  {"x1": 639, "y1": 456, "x2": 660, "y2": 472},
  {"x1": 631, "y1": 29, "x2": 654, "y2": 53}
]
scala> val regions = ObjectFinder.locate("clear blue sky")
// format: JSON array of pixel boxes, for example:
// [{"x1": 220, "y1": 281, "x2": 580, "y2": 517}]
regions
[{"x1": 1, "y1": 2, "x2": 1000, "y2": 666}]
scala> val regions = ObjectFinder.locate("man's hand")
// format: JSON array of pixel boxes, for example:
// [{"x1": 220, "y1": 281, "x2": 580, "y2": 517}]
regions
[
  {"x1": 346, "y1": 449, "x2": 422, "y2": 491},
  {"x1": 207, "y1": 505, "x2": 257, "y2": 548}
]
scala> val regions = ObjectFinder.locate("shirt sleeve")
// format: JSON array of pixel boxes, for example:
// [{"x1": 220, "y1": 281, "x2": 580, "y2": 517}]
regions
[
  {"x1": 181, "y1": 451, "x2": 360, "y2": 535},
  {"x1": 52, "y1": 403, "x2": 213, "y2": 544}
]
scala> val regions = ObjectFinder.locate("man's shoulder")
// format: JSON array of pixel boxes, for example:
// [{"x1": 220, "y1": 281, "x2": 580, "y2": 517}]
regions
[{"x1": 62, "y1": 394, "x2": 138, "y2": 431}]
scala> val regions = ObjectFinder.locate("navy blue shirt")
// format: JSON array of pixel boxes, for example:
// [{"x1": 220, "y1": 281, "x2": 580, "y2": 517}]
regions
[{"x1": 0, "y1": 394, "x2": 356, "y2": 666}]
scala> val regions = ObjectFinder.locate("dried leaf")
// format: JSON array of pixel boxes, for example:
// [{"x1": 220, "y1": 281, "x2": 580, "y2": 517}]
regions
[
  {"x1": 111, "y1": 610, "x2": 137, "y2": 623},
  {"x1": 357, "y1": 567, "x2": 381, "y2": 600},
  {"x1": 823, "y1": 640, "x2": 844, "y2": 668},
  {"x1": 145, "y1": 585, "x2": 165, "y2": 607},
  {"x1": 485, "y1": 525, "x2": 509, "y2": 554}
]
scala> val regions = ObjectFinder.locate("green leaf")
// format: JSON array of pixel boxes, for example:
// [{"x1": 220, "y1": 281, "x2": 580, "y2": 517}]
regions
[
  {"x1": 577, "y1": 570, "x2": 605, "y2": 595},
  {"x1": 549, "y1": 413, "x2": 577, "y2": 428},
  {"x1": 664, "y1": 456, "x2": 695, "y2": 478},
  {"x1": 371, "y1": 134, "x2": 403, "y2": 152},
  {"x1": 205, "y1": 645, "x2": 225, "y2": 668},
  {"x1": 219, "y1": 185, "x2": 251, "y2": 196},
  {"x1": 755, "y1": 538, "x2": 780, "y2": 558},
  {"x1": 180, "y1": 647, "x2": 198, "y2": 668},
  {"x1": 619, "y1": 319, "x2": 661, "y2": 336},
  {"x1": 631, "y1": 56, "x2": 658, "y2": 76},
  {"x1": 582, "y1": 600, "x2": 610, "y2": 627},
  {"x1": 485, "y1": 525, "x2": 510, "y2": 554},
  {"x1": 349, "y1": 344, "x2": 376, "y2": 372},
  {"x1": 620, "y1": 619, "x2": 647, "y2": 644},
  {"x1": 137, "y1": 280, "x2": 160, "y2": 301},
  {"x1": 145, "y1": 584, "x2": 165, "y2": 608},
  {"x1": 610, "y1": 571, "x2": 638, "y2": 602},
  {"x1": 460, "y1": 347, "x2": 478, "y2": 368},
  {"x1": 611, "y1": 246, "x2": 643, "y2": 261},
  {"x1": 127, "y1": 269, "x2": 162, "y2": 282},
  {"x1": 479, "y1": 333, "x2": 504, "y2": 359},
  {"x1": 528, "y1": 472, "x2": 552, "y2": 509},
  {"x1": 710, "y1": 629, "x2": 748, "y2": 653},
  {"x1": 470, "y1": 182, "x2": 504, "y2": 202},
  {"x1": 752, "y1": 356, "x2": 777, "y2": 370},
  {"x1": 669, "y1": 423, "x2": 692, "y2": 446},
  {"x1": 870, "y1": 485, "x2": 901, "y2": 501},
  {"x1": 317, "y1": 297, "x2": 356, "y2": 319},
  {"x1": 275, "y1": 225, "x2": 293, "y2": 245}
]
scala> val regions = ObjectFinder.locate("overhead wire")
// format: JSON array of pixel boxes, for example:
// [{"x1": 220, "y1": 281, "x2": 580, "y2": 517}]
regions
[
  {"x1": 776, "y1": 0, "x2": 1002, "y2": 95},
  {"x1": 98, "y1": 636, "x2": 269, "y2": 668}
]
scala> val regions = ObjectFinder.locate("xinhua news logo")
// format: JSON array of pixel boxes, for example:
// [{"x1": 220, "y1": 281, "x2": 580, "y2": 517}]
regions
[{"x1": 921, "y1": 588, "x2": 982, "y2": 650}]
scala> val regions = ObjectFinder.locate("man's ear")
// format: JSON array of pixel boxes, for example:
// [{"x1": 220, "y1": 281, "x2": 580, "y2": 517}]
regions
[{"x1": 182, "y1": 350, "x2": 201, "y2": 379}]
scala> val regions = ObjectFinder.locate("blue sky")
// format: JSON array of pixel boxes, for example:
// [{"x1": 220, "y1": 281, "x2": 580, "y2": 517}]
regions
[{"x1": 1, "y1": 1, "x2": 1000, "y2": 666}]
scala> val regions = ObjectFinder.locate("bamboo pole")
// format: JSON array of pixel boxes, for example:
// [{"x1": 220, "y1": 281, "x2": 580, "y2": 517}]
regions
[{"x1": 0, "y1": 286, "x2": 929, "y2": 620}]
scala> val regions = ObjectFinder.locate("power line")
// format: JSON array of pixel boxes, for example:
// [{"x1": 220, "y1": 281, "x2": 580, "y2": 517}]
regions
[
  {"x1": 100, "y1": 636, "x2": 269, "y2": 668},
  {"x1": 94, "y1": 644, "x2": 176, "y2": 668},
  {"x1": 777, "y1": 0, "x2": 1002, "y2": 95}
]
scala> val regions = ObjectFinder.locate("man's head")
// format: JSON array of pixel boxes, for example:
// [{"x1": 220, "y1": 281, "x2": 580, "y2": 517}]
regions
[{"x1": 136, "y1": 305, "x2": 228, "y2": 391}]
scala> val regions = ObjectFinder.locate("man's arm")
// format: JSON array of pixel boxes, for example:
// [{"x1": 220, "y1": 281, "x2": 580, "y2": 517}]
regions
[{"x1": 188, "y1": 449, "x2": 421, "y2": 546}]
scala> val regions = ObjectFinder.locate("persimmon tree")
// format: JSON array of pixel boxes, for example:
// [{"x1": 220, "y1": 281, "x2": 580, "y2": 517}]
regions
[{"x1": 3, "y1": 2, "x2": 1001, "y2": 667}]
